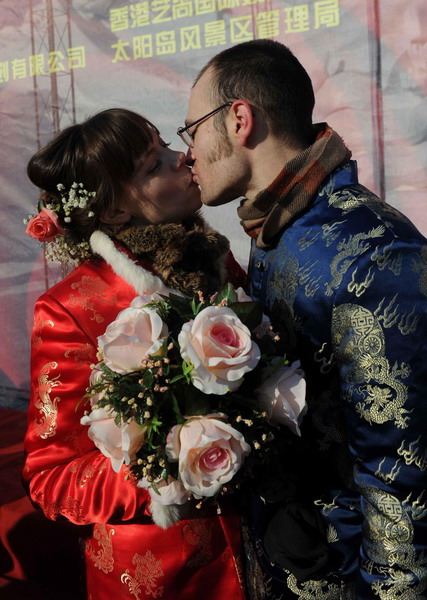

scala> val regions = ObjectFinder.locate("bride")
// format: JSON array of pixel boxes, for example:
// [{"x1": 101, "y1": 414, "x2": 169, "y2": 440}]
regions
[{"x1": 23, "y1": 108, "x2": 246, "y2": 600}]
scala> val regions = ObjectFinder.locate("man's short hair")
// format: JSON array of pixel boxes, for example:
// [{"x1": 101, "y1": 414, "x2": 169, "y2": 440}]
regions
[{"x1": 196, "y1": 39, "x2": 315, "y2": 150}]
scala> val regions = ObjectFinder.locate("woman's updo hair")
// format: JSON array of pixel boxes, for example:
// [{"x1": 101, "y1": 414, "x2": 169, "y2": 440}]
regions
[{"x1": 27, "y1": 108, "x2": 158, "y2": 243}]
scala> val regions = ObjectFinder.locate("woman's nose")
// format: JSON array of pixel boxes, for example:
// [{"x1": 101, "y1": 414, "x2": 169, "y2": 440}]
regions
[{"x1": 173, "y1": 151, "x2": 186, "y2": 170}]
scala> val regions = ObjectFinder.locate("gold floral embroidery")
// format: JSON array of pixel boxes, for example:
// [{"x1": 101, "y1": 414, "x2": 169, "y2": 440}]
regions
[
  {"x1": 183, "y1": 519, "x2": 213, "y2": 568},
  {"x1": 326, "y1": 525, "x2": 339, "y2": 544},
  {"x1": 86, "y1": 524, "x2": 115, "y2": 573},
  {"x1": 65, "y1": 430, "x2": 87, "y2": 453},
  {"x1": 68, "y1": 460, "x2": 108, "y2": 487},
  {"x1": 32, "y1": 319, "x2": 54, "y2": 350},
  {"x1": 34, "y1": 361, "x2": 61, "y2": 439},
  {"x1": 34, "y1": 492, "x2": 86, "y2": 522},
  {"x1": 67, "y1": 275, "x2": 117, "y2": 323},
  {"x1": 121, "y1": 551, "x2": 164, "y2": 598},
  {"x1": 64, "y1": 343, "x2": 96, "y2": 366}
]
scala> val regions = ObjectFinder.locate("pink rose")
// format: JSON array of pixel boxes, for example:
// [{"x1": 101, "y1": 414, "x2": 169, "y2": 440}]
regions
[
  {"x1": 98, "y1": 306, "x2": 168, "y2": 374},
  {"x1": 25, "y1": 208, "x2": 64, "y2": 242},
  {"x1": 166, "y1": 415, "x2": 251, "y2": 497},
  {"x1": 178, "y1": 305, "x2": 261, "y2": 395},
  {"x1": 256, "y1": 361, "x2": 307, "y2": 436},
  {"x1": 81, "y1": 408, "x2": 145, "y2": 472}
]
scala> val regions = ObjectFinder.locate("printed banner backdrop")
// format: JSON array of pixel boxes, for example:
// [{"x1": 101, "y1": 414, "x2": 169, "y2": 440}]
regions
[{"x1": 0, "y1": 0, "x2": 426, "y2": 410}]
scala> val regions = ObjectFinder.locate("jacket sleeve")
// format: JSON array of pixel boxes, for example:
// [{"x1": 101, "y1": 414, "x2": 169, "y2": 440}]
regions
[
  {"x1": 23, "y1": 294, "x2": 150, "y2": 525},
  {"x1": 331, "y1": 240, "x2": 427, "y2": 598}
]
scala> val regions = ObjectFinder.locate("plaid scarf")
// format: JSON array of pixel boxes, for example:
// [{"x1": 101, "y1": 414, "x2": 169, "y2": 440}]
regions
[{"x1": 237, "y1": 123, "x2": 352, "y2": 249}]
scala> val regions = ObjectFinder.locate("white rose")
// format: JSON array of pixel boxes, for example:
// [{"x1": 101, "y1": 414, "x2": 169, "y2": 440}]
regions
[
  {"x1": 166, "y1": 415, "x2": 251, "y2": 498},
  {"x1": 98, "y1": 306, "x2": 168, "y2": 374},
  {"x1": 178, "y1": 305, "x2": 261, "y2": 395},
  {"x1": 256, "y1": 361, "x2": 307, "y2": 436},
  {"x1": 130, "y1": 293, "x2": 163, "y2": 309},
  {"x1": 81, "y1": 408, "x2": 145, "y2": 472}
]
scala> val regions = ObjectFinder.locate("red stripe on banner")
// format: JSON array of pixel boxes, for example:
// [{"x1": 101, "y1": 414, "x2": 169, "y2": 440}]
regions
[{"x1": 368, "y1": 0, "x2": 386, "y2": 200}]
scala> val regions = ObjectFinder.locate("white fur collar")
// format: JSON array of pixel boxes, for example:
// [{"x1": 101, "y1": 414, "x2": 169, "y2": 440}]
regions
[{"x1": 90, "y1": 230, "x2": 171, "y2": 296}]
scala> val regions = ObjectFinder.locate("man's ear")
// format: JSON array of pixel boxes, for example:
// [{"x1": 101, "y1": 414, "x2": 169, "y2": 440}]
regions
[
  {"x1": 230, "y1": 100, "x2": 254, "y2": 146},
  {"x1": 100, "y1": 205, "x2": 131, "y2": 225}
]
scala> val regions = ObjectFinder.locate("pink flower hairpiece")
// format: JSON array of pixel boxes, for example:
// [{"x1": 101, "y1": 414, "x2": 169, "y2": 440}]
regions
[{"x1": 25, "y1": 207, "x2": 65, "y2": 242}]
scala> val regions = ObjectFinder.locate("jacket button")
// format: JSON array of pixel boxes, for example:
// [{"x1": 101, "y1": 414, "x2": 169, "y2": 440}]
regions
[{"x1": 255, "y1": 260, "x2": 265, "y2": 271}]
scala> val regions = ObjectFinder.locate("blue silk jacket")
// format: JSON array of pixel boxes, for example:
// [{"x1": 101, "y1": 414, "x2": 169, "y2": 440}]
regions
[{"x1": 245, "y1": 161, "x2": 427, "y2": 599}]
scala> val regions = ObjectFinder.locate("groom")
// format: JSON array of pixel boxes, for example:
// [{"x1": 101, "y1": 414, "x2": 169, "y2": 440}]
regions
[{"x1": 179, "y1": 39, "x2": 427, "y2": 599}]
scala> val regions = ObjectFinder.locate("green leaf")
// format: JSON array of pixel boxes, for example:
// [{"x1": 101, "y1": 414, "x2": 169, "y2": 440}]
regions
[
  {"x1": 170, "y1": 391, "x2": 185, "y2": 424},
  {"x1": 142, "y1": 370, "x2": 154, "y2": 388},
  {"x1": 215, "y1": 283, "x2": 238, "y2": 305},
  {"x1": 169, "y1": 374, "x2": 185, "y2": 384},
  {"x1": 181, "y1": 360, "x2": 194, "y2": 382},
  {"x1": 163, "y1": 293, "x2": 193, "y2": 320},
  {"x1": 184, "y1": 387, "x2": 212, "y2": 416},
  {"x1": 230, "y1": 301, "x2": 263, "y2": 330}
]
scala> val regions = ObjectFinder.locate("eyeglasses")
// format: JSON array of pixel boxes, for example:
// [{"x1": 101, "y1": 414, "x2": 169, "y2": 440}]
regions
[{"x1": 177, "y1": 102, "x2": 233, "y2": 148}]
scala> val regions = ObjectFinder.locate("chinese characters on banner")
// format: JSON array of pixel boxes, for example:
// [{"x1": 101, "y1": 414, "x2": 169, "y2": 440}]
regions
[{"x1": 0, "y1": 0, "x2": 341, "y2": 82}]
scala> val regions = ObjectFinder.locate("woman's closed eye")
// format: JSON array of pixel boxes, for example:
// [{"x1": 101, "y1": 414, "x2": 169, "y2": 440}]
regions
[{"x1": 147, "y1": 159, "x2": 161, "y2": 175}]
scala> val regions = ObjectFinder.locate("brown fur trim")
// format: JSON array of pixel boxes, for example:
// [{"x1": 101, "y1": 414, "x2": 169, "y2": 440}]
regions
[{"x1": 114, "y1": 214, "x2": 230, "y2": 297}]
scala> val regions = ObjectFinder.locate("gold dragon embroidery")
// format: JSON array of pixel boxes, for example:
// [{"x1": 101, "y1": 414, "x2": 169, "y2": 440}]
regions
[
  {"x1": 286, "y1": 574, "x2": 343, "y2": 599},
  {"x1": 86, "y1": 524, "x2": 115, "y2": 573},
  {"x1": 397, "y1": 438, "x2": 427, "y2": 472},
  {"x1": 360, "y1": 485, "x2": 427, "y2": 599},
  {"x1": 121, "y1": 550, "x2": 164, "y2": 598},
  {"x1": 347, "y1": 266, "x2": 375, "y2": 298},
  {"x1": 371, "y1": 242, "x2": 402, "y2": 276},
  {"x1": 325, "y1": 226, "x2": 385, "y2": 296},
  {"x1": 374, "y1": 296, "x2": 419, "y2": 336},
  {"x1": 332, "y1": 304, "x2": 411, "y2": 429},
  {"x1": 34, "y1": 361, "x2": 61, "y2": 439}
]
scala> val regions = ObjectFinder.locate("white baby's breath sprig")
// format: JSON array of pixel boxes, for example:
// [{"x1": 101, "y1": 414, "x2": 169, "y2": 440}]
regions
[{"x1": 56, "y1": 182, "x2": 96, "y2": 223}]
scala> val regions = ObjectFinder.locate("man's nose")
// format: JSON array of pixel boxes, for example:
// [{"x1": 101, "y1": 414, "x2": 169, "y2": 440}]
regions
[{"x1": 185, "y1": 147, "x2": 195, "y2": 167}]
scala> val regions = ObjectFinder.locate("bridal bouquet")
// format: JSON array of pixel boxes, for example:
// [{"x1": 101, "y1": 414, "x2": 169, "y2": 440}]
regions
[{"x1": 80, "y1": 284, "x2": 307, "y2": 527}]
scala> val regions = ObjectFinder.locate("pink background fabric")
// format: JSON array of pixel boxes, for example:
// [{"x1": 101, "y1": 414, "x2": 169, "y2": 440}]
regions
[{"x1": 0, "y1": 0, "x2": 426, "y2": 410}]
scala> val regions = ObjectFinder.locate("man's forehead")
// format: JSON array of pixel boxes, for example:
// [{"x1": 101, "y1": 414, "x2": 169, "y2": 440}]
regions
[{"x1": 187, "y1": 69, "x2": 213, "y2": 119}]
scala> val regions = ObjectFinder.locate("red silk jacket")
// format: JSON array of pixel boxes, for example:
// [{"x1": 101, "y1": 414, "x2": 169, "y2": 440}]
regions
[{"x1": 23, "y1": 230, "x2": 247, "y2": 600}]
